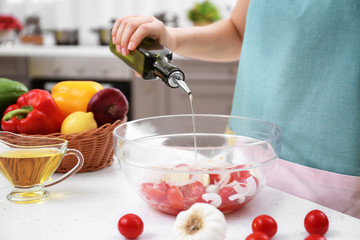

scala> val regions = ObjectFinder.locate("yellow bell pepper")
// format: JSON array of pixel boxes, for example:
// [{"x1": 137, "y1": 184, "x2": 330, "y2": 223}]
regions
[
  {"x1": 51, "y1": 81, "x2": 103, "y2": 118},
  {"x1": 61, "y1": 111, "x2": 98, "y2": 134}
]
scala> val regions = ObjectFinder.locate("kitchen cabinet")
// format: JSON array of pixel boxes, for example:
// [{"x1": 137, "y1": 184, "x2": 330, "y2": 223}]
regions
[
  {"x1": 130, "y1": 76, "x2": 168, "y2": 118},
  {"x1": 0, "y1": 46, "x2": 238, "y2": 119},
  {"x1": 0, "y1": 56, "x2": 29, "y2": 87},
  {"x1": 167, "y1": 58, "x2": 237, "y2": 115},
  {"x1": 131, "y1": 59, "x2": 238, "y2": 119},
  {"x1": 29, "y1": 56, "x2": 131, "y2": 80}
]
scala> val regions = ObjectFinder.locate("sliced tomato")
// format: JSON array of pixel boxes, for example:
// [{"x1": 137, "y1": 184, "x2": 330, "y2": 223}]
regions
[
  {"x1": 141, "y1": 182, "x2": 169, "y2": 203},
  {"x1": 179, "y1": 181, "x2": 206, "y2": 208},
  {"x1": 167, "y1": 186, "x2": 184, "y2": 209},
  {"x1": 209, "y1": 165, "x2": 252, "y2": 185},
  {"x1": 219, "y1": 186, "x2": 237, "y2": 206},
  {"x1": 175, "y1": 163, "x2": 190, "y2": 168},
  {"x1": 217, "y1": 186, "x2": 243, "y2": 213},
  {"x1": 231, "y1": 170, "x2": 260, "y2": 189},
  {"x1": 209, "y1": 173, "x2": 222, "y2": 184},
  {"x1": 230, "y1": 170, "x2": 252, "y2": 183}
]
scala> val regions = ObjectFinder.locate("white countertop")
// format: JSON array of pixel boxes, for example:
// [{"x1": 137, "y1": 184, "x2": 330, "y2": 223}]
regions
[
  {"x1": 0, "y1": 45, "x2": 113, "y2": 58},
  {"x1": 0, "y1": 44, "x2": 190, "y2": 60},
  {"x1": 0, "y1": 162, "x2": 359, "y2": 240}
]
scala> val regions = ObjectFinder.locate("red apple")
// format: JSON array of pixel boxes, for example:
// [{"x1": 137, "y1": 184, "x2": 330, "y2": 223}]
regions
[{"x1": 87, "y1": 87, "x2": 128, "y2": 126}]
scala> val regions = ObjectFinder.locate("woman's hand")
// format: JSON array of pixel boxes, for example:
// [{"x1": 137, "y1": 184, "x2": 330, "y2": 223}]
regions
[{"x1": 111, "y1": 15, "x2": 174, "y2": 56}]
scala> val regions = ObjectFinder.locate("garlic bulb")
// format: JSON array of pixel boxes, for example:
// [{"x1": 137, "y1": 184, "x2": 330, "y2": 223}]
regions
[{"x1": 173, "y1": 203, "x2": 227, "y2": 240}]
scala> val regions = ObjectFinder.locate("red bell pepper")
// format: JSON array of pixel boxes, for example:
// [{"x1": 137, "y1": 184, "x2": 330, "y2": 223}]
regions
[{"x1": 1, "y1": 89, "x2": 64, "y2": 134}]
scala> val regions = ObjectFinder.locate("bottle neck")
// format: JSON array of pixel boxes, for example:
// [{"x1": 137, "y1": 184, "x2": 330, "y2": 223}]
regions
[
  {"x1": 153, "y1": 58, "x2": 180, "y2": 83},
  {"x1": 153, "y1": 59, "x2": 191, "y2": 95}
]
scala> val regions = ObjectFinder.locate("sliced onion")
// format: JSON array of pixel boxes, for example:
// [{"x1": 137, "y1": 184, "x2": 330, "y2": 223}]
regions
[
  {"x1": 228, "y1": 194, "x2": 245, "y2": 204},
  {"x1": 215, "y1": 173, "x2": 231, "y2": 189},
  {"x1": 244, "y1": 176, "x2": 257, "y2": 196},
  {"x1": 202, "y1": 193, "x2": 222, "y2": 208},
  {"x1": 165, "y1": 174, "x2": 200, "y2": 187},
  {"x1": 225, "y1": 180, "x2": 241, "y2": 188},
  {"x1": 232, "y1": 182, "x2": 248, "y2": 195}
]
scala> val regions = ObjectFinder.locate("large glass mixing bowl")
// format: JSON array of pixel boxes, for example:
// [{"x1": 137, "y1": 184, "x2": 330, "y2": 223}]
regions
[{"x1": 113, "y1": 114, "x2": 281, "y2": 215}]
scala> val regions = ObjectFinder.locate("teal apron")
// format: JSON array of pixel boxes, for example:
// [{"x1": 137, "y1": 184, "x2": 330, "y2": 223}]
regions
[{"x1": 231, "y1": 0, "x2": 360, "y2": 176}]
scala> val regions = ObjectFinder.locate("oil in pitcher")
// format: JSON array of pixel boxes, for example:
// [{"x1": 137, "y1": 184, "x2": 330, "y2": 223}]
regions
[{"x1": 110, "y1": 35, "x2": 191, "y2": 95}]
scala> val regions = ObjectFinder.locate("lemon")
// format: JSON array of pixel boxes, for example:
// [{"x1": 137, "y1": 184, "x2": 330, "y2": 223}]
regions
[{"x1": 61, "y1": 111, "x2": 97, "y2": 134}]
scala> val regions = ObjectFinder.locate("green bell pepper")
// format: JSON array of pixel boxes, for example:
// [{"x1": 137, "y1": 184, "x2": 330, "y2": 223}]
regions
[{"x1": 0, "y1": 78, "x2": 28, "y2": 118}]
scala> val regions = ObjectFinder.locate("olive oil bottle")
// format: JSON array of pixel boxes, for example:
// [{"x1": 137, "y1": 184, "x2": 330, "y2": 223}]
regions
[{"x1": 110, "y1": 35, "x2": 191, "y2": 94}]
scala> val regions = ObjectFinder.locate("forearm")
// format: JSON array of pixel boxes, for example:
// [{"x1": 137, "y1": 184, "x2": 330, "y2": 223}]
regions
[{"x1": 167, "y1": 19, "x2": 243, "y2": 62}]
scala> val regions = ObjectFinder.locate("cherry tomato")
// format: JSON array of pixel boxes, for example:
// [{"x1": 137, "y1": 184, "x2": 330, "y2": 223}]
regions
[
  {"x1": 246, "y1": 232, "x2": 271, "y2": 240},
  {"x1": 141, "y1": 182, "x2": 169, "y2": 202},
  {"x1": 305, "y1": 234, "x2": 327, "y2": 240},
  {"x1": 252, "y1": 215, "x2": 278, "y2": 238},
  {"x1": 304, "y1": 210, "x2": 329, "y2": 235},
  {"x1": 167, "y1": 186, "x2": 184, "y2": 209},
  {"x1": 118, "y1": 214, "x2": 144, "y2": 239},
  {"x1": 179, "y1": 181, "x2": 206, "y2": 207}
]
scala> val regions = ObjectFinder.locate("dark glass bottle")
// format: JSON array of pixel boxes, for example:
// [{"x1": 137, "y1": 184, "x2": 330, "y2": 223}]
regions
[{"x1": 110, "y1": 36, "x2": 190, "y2": 94}]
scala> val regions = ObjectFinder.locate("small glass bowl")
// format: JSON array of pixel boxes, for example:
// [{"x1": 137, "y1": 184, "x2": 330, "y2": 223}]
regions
[{"x1": 113, "y1": 114, "x2": 281, "y2": 215}]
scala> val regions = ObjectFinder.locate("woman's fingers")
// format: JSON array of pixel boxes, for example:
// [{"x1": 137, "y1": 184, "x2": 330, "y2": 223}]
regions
[
  {"x1": 127, "y1": 22, "x2": 155, "y2": 51},
  {"x1": 112, "y1": 15, "x2": 151, "y2": 55},
  {"x1": 119, "y1": 17, "x2": 154, "y2": 55},
  {"x1": 112, "y1": 15, "x2": 135, "y2": 41},
  {"x1": 129, "y1": 18, "x2": 166, "y2": 50},
  {"x1": 112, "y1": 15, "x2": 166, "y2": 55}
]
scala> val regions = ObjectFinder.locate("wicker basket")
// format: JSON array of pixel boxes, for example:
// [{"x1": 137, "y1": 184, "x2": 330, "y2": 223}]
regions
[{"x1": 22, "y1": 118, "x2": 126, "y2": 173}]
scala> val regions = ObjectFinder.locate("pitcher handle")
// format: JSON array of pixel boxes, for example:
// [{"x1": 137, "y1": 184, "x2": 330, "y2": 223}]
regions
[{"x1": 45, "y1": 149, "x2": 84, "y2": 187}]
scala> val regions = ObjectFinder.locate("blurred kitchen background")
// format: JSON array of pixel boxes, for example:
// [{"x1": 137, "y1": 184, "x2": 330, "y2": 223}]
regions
[
  {"x1": 0, "y1": 0, "x2": 238, "y2": 120},
  {"x1": 0, "y1": 0, "x2": 236, "y2": 45}
]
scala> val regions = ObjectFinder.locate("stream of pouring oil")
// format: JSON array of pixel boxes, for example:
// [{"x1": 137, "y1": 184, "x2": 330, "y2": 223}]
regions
[{"x1": 189, "y1": 93, "x2": 198, "y2": 161}]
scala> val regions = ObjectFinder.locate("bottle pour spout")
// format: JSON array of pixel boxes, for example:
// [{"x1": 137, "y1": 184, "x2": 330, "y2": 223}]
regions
[
  {"x1": 168, "y1": 71, "x2": 191, "y2": 95},
  {"x1": 176, "y1": 80, "x2": 192, "y2": 95}
]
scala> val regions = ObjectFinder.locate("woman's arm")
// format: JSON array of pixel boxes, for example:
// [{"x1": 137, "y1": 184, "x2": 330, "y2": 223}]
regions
[{"x1": 112, "y1": 0, "x2": 249, "y2": 62}]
